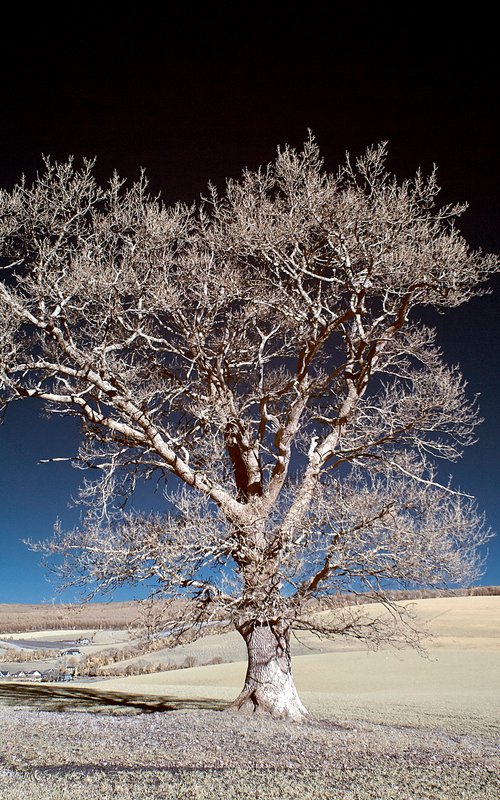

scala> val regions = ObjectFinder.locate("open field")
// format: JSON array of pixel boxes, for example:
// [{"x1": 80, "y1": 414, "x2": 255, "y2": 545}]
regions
[
  {"x1": 0, "y1": 602, "x2": 143, "y2": 633},
  {"x1": 0, "y1": 599, "x2": 191, "y2": 635},
  {"x1": 1, "y1": 588, "x2": 498, "y2": 634},
  {"x1": 0, "y1": 596, "x2": 498, "y2": 798},
  {"x1": 3, "y1": 594, "x2": 499, "y2": 675}
]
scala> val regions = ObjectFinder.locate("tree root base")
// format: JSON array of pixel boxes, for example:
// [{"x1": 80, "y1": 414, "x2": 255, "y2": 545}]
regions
[{"x1": 229, "y1": 691, "x2": 309, "y2": 722}]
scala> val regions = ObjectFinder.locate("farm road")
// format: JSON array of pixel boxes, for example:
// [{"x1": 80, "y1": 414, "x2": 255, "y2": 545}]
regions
[{"x1": 0, "y1": 638, "x2": 78, "y2": 650}]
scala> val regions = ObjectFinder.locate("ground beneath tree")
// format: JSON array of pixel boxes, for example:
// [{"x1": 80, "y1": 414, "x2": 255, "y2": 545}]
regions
[{"x1": 0, "y1": 707, "x2": 498, "y2": 799}]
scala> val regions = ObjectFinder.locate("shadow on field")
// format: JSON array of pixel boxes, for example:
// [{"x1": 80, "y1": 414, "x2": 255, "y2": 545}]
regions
[{"x1": 0, "y1": 682, "x2": 228, "y2": 714}]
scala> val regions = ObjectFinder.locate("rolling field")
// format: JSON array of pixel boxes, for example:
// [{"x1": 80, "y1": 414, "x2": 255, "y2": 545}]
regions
[
  {"x1": 0, "y1": 596, "x2": 498, "y2": 799},
  {"x1": 73, "y1": 595, "x2": 500, "y2": 733}
]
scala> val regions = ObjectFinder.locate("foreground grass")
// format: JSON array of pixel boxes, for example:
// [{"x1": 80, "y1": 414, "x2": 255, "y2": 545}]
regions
[
  {"x1": 1, "y1": 764, "x2": 498, "y2": 800},
  {"x1": 0, "y1": 703, "x2": 498, "y2": 800}
]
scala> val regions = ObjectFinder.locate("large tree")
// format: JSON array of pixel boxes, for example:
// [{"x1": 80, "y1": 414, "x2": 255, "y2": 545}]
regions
[{"x1": 0, "y1": 139, "x2": 496, "y2": 719}]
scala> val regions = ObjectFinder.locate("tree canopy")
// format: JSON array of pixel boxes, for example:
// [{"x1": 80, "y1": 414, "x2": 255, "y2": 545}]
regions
[{"x1": 0, "y1": 138, "x2": 496, "y2": 718}]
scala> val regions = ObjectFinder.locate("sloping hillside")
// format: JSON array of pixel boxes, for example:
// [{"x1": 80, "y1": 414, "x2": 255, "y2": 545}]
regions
[{"x1": 78, "y1": 595, "x2": 500, "y2": 734}]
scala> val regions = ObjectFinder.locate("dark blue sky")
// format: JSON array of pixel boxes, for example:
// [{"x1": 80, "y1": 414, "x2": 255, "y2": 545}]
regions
[{"x1": 1, "y1": 19, "x2": 499, "y2": 601}]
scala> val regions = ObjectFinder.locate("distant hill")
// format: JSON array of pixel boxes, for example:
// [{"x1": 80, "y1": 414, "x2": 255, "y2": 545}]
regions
[
  {"x1": 0, "y1": 602, "x2": 146, "y2": 633},
  {"x1": 1, "y1": 587, "x2": 498, "y2": 634}
]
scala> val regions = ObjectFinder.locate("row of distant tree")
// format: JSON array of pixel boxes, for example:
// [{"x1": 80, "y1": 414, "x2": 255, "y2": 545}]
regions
[{"x1": 317, "y1": 586, "x2": 500, "y2": 609}]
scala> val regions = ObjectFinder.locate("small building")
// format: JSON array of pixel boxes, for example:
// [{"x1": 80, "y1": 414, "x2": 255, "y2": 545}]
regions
[{"x1": 41, "y1": 670, "x2": 59, "y2": 682}]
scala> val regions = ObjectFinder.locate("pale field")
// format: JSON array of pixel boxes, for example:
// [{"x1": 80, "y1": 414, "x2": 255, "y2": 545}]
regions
[
  {"x1": 65, "y1": 595, "x2": 499, "y2": 734},
  {"x1": 0, "y1": 601, "x2": 143, "y2": 634},
  {"x1": 2, "y1": 595, "x2": 499, "y2": 678},
  {"x1": 0, "y1": 628, "x2": 131, "y2": 643},
  {"x1": 0, "y1": 629, "x2": 136, "y2": 672},
  {"x1": 91, "y1": 648, "x2": 499, "y2": 735},
  {"x1": 0, "y1": 596, "x2": 499, "y2": 799}
]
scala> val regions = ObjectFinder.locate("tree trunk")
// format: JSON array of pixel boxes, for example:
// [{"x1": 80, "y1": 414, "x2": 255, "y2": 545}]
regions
[{"x1": 231, "y1": 620, "x2": 308, "y2": 721}]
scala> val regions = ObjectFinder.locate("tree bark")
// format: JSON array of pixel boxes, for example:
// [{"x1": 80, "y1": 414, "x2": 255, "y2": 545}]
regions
[{"x1": 231, "y1": 620, "x2": 308, "y2": 721}]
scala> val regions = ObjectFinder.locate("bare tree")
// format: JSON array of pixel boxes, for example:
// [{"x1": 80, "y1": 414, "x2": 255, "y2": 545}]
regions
[{"x1": 0, "y1": 138, "x2": 496, "y2": 719}]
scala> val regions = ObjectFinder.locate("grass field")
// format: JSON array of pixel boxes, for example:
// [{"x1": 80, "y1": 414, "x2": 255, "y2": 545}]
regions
[
  {"x1": 71, "y1": 596, "x2": 500, "y2": 734},
  {"x1": 0, "y1": 602, "x2": 142, "y2": 633},
  {"x1": 0, "y1": 596, "x2": 498, "y2": 799}
]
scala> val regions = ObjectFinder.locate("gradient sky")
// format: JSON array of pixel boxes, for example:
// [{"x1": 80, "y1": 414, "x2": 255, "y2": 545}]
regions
[{"x1": 1, "y1": 18, "x2": 499, "y2": 602}]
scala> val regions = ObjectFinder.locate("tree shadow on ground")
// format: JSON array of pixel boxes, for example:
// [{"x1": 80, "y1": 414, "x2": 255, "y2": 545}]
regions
[{"x1": 0, "y1": 682, "x2": 228, "y2": 714}]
